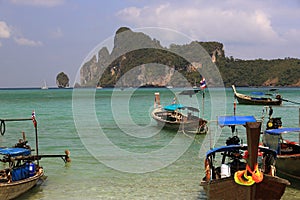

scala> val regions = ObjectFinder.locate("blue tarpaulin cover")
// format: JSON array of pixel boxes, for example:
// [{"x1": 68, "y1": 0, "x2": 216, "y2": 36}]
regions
[
  {"x1": 265, "y1": 127, "x2": 300, "y2": 135},
  {"x1": 217, "y1": 116, "x2": 256, "y2": 126},
  {"x1": 12, "y1": 164, "x2": 30, "y2": 181},
  {"x1": 251, "y1": 92, "x2": 265, "y2": 95},
  {"x1": 164, "y1": 104, "x2": 185, "y2": 111},
  {"x1": 0, "y1": 147, "x2": 31, "y2": 157}
]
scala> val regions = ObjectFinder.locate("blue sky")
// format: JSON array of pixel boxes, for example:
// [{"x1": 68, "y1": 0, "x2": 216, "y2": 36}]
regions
[{"x1": 0, "y1": 0, "x2": 299, "y2": 88}]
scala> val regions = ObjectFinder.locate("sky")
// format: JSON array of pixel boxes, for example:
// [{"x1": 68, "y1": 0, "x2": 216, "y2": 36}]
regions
[{"x1": 0, "y1": 0, "x2": 299, "y2": 88}]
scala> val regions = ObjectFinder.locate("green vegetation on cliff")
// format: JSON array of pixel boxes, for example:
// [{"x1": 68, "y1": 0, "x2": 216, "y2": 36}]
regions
[
  {"x1": 217, "y1": 57, "x2": 300, "y2": 87},
  {"x1": 80, "y1": 27, "x2": 300, "y2": 88}
]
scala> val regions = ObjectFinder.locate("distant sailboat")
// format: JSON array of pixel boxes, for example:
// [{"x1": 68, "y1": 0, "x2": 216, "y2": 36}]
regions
[{"x1": 41, "y1": 80, "x2": 48, "y2": 90}]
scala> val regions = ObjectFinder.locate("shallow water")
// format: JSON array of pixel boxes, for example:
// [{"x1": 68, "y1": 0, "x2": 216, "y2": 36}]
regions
[{"x1": 0, "y1": 87, "x2": 299, "y2": 199}]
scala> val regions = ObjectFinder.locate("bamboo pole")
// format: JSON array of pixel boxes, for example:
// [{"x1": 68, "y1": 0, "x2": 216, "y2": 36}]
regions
[
  {"x1": 34, "y1": 121, "x2": 39, "y2": 166},
  {"x1": 0, "y1": 118, "x2": 32, "y2": 121}
]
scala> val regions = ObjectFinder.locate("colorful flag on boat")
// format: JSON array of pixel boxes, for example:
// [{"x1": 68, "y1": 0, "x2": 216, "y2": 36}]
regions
[
  {"x1": 200, "y1": 77, "x2": 207, "y2": 89},
  {"x1": 32, "y1": 110, "x2": 37, "y2": 128},
  {"x1": 32, "y1": 111, "x2": 35, "y2": 119}
]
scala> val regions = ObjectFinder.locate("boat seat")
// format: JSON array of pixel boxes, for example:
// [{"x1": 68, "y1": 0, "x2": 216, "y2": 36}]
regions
[{"x1": 11, "y1": 164, "x2": 30, "y2": 181}]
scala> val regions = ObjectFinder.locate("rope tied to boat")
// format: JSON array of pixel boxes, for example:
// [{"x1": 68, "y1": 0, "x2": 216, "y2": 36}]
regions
[
  {"x1": 0, "y1": 120, "x2": 5, "y2": 135},
  {"x1": 0, "y1": 116, "x2": 34, "y2": 136},
  {"x1": 234, "y1": 163, "x2": 263, "y2": 186}
]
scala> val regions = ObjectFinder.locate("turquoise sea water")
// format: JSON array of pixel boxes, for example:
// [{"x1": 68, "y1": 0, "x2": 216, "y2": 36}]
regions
[{"x1": 0, "y1": 87, "x2": 299, "y2": 200}]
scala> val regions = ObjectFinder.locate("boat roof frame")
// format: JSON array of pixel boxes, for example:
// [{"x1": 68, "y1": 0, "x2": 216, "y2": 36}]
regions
[
  {"x1": 265, "y1": 127, "x2": 300, "y2": 135},
  {"x1": 205, "y1": 144, "x2": 277, "y2": 159}
]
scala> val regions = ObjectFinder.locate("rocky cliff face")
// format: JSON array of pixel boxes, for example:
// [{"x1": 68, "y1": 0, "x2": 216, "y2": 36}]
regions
[
  {"x1": 114, "y1": 64, "x2": 176, "y2": 87},
  {"x1": 80, "y1": 47, "x2": 110, "y2": 87},
  {"x1": 56, "y1": 72, "x2": 70, "y2": 88},
  {"x1": 79, "y1": 27, "x2": 224, "y2": 87},
  {"x1": 78, "y1": 27, "x2": 300, "y2": 88}
]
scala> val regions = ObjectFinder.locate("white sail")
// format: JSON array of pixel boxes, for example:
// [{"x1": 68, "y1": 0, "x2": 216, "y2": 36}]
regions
[{"x1": 41, "y1": 80, "x2": 48, "y2": 89}]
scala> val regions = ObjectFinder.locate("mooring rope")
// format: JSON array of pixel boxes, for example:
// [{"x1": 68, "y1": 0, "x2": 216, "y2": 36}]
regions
[
  {"x1": 0, "y1": 118, "x2": 32, "y2": 136},
  {"x1": 180, "y1": 122, "x2": 206, "y2": 144}
]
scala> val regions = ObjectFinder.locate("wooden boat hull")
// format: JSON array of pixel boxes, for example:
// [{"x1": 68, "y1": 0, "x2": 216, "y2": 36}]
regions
[
  {"x1": 263, "y1": 128, "x2": 300, "y2": 180},
  {"x1": 153, "y1": 118, "x2": 200, "y2": 131},
  {"x1": 235, "y1": 94, "x2": 282, "y2": 105},
  {"x1": 232, "y1": 85, "x2": 282, "y2": 106},
  {"x1": 201, "y1": 174, "x2": 290, "y2": 200},
  {"x1": 276, "y1": 154, "x2": 300, "y2": 180},
  {"x1": 151, "y1": 108, "x2": 207, "y2": 134},
  {"x1": 0, "y1": 169, "x2": 44, "y2": 200}
]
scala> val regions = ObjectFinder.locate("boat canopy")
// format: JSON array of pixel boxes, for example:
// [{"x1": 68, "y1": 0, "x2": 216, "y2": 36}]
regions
[
  {"x1": 186, "y1": 106, "x2": 200, "y2": 112},
  {"x1": 164, "y1": 104, "x2": 185, "y2": 111},
  {"x1": 217, "y1": 116, "x2": 257, "y2": 126},
  {"x1": 164, "y1": 104, "x2": 200, "y2": 112},
  {"x1": 206, "y1": 145, "x2": 245, "y2": 157},
  {"x1": 265, "y1": 127, "x2": 300, "y2": 135},
  {"x1": 0, "y1": 147, "x2": 31, "y2": 157},
  {"x1": 251, "y1": 92, "x2": 265, "y2": 95},
  {"x1": 205, "y1": 145, "x2": 276, "y2": 159},
  {"x1": 179, "y1": 89, "x2": 201, "y2": 96}
]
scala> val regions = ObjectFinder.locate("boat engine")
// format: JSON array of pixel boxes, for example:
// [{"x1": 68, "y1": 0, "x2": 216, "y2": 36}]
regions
[
  {"x1": 226, "y1": 136, "x2": 240, "y2": 145},
  {"x1": 266, "y1": 117, "x2": 282, "y2": 130}
]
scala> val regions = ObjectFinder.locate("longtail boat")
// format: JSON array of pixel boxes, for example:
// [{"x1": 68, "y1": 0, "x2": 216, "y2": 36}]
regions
[
  {"x1": 263, "y1": 116, "x2": 300, "y2": 180},
  {"x1": 261, "y1": 107, "x2": 300, "y2": 180},
  {"x1": 0, "y1": 113, "x2": 70, "y2": 199},
  {"x1": 232, "y1": 85, "x2": 282, "y2": 106},
  {"x1": 151, "y1": 92, "x2": 207, "y2": 134},
  {"x1": 200, "y1": 116, "x2": 290, "y2": 199}
]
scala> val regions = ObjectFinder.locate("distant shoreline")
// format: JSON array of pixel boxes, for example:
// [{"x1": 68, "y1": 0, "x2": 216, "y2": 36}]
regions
[
  {"x1": 0, "y1": 86, "x2": 299, "y2": 90},
  {"x1": 0, "y1": 87, "x2": 73, "y2": 90}
]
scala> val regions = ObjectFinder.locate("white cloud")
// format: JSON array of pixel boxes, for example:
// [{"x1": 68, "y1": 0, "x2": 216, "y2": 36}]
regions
[
  {"x1": 117, "y1": 6, "x2": 141, "y2": 19},
  {"x1": 0, "y1": 21, "x2": 11, "y2": 38},
  {"x1": 9, "y1": 0, "x2": 64, "y2": 7},
  {"x1": 117, "y1": 4, "x2": 281, "y2": 45},
  {"x1": 0, "y1": 20, "x2": 44, "y2": 48},
  {"x1": 116, "y1": 1, "x2": 300, "y2": 59},
  {"x1": 50, "y1": 27, "x2": 63, "y2": 39},
  {"x1": 14, "y1": 37, "x2": 43, "y2": 46}
]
